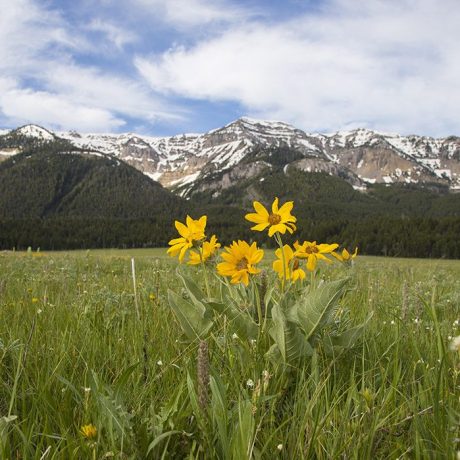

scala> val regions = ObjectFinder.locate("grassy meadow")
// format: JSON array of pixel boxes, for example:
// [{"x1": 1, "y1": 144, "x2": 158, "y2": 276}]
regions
[{"x1": 1, "y1": 249, "x2": 460, "y2": 458}]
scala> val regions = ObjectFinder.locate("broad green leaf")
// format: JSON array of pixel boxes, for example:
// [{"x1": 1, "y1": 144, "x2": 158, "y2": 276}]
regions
[
  {"x1": 325, "y1": 312, "x2": 373, "y2": 353},
  {"x1": 265, "y1": 343, "x2": 282, "y2": 364},
  {"x1": 176, "y1": 267, "x2": 205, "y2": 305},
  {"x1": 168, "y1": 290, "x2": 213, "y2": 341},
  {"x1": 206, "y1": 298, "x2": 258, "y2": 340},
  {"x1": 270, "y1": 304, "x2": 287, "y2": 361},
  {"x1": 269, "y1": 304, "x2": 313, "y2": 364},
  {"x1": 295, "y1": 278, "x2": 349, "y2": 340},
  {"x1": 331, "y1": 325, "x2": 364, "y2": 348}
]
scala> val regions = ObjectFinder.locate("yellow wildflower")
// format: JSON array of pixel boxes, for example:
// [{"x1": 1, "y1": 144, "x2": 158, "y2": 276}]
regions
[
  {"x1": 149, "y1": 293, "x2": 155, "y2": 301},
  {"x1": 217, "y1": 240, "x2": 264, "y2": 286},
  {"x1": 80, "y1": 424, "x2": 97, "y2": 439},
  {"x1": 245, "y1": 197, "x2": 296, "y2": 237},
  {"x1": 167, "y1": 215, "x2": 207, "y2": 262},
  {"x1": 332, "y1": 247, "x2": 358, "y2": 262},
  {"x1": 272, "y1": 244, "x2": 306, "y2": 282},
  {"x1": 188, "y1": 235, "x2": 221, "y2": 265},
  {"x1": 294, "y1": 241, "x2": 339, "y2": 272},
  {"x1": 31, "y1": 297, "x2": 39, "y2": 303}
]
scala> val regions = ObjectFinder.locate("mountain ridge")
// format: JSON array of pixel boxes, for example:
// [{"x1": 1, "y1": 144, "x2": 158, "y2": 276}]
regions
[{"x1": 1, "y1": 118, "x2": 459, "y2": 195}]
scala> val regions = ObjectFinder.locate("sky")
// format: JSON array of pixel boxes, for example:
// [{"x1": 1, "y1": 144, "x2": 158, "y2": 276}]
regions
[{"x1": 0, "y1": 0, "x2": 459, "y2": 137}]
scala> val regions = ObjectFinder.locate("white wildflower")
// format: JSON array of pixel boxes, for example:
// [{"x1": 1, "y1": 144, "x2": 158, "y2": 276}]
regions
[
  {"x1": 157, "y1": 360, "x2": 163, "y2": 366},
  {"x1": 246, "y1": 379, "x2": 254, "y2": 389},
  {"x1": 450, "y1": 336, "x2": 460, "y2": 352}
]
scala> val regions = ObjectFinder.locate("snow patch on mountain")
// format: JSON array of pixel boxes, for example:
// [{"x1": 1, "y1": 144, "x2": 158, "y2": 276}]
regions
[
  {"x1": 1, "y1": 121, "x2": 459, "y2": 192},
  {"x1": 15, "y1": 125, "x2": 55, "y2": 140}
]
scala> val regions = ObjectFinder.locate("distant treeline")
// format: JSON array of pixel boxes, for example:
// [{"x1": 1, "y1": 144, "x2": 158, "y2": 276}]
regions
[
  {"x1": 0, "y1": 139, "x2": 459, "y2": 258},
  {"x1": 1, "y1": 216, "x2": 459, "y2": 258}
]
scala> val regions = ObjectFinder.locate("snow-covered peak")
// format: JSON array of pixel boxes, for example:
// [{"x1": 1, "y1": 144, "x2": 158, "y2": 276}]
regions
[
  {"x1": 322, "y1": 128, "x2": 384, "y2": 148},
  {"x1": 1, "y1": 119, "x2": 459, "y2": 192},
  {"x1": 223, "y1": 117, "x2": 302, "y2": 134},
  {"x1": 14, "y1": 124, "x2": 55, "y2": 140}
]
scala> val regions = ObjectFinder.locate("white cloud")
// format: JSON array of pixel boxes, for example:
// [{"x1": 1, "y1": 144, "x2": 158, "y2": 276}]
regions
[
  {"x1": 0, "y1": 0, "x2": 182, "y2": 132},
  {"x1": 0, "y1": 82, "x2": 125, "y2": 132},
  {"x1": 136, "y1": 0, "x2": 460, "y2": 136},
  {"x1": 87, "y1": 19, "x2": 138, "y2": 50},
  {"x1": 40, "y1": 64, "x2": 184, "y2": 124},
  {"x1": 133, "y1": 0, "x2": 251, "y2": 28},
  {"x1": 0, "y1": 0, "x2": 80, "y2": 73}
]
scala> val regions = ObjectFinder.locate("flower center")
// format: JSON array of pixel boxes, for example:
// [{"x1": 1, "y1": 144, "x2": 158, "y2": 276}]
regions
[
  {"x1": 292, "y1": 259, "x2": 300, "y2": 270},
  {"x1": 191, "y1": 236, "x2": 206, "y2": 248},
  {"x1": 268, "y1": 213, "x2": 281, "y2": 225},
  {"x1": 304, "y1": 246, "x2": 318, "y2": 254},
  {"x1": 236, "y1": 257, "x2": 248, "y2": 271}
]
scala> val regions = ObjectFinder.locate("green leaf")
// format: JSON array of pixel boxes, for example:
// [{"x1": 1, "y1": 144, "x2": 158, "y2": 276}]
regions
[
  {"x1": 186, "y1": 372, "x2": 200, "y2": 416},
  {"x1": 206, "y1": 298, "x2": 258, "y2": 340},
  {"x1": 210, "y1": 375, "x2": 230, "y2": 456},
  {"x1": 176, "y1": 267, "x2": 205, "y2": 305},
  {"x1": 146, "y1": 430, "x2": 184, "y2": 455},
  {"x1": 295, "y1": 278, "x2": 349, "y2": 340},
  {"x1": 326, "y1": 312, "x2": 373, "y2": 352},
  {"x1": 270, "y1": 304, "x2": 286, "y2": 361},
  {"x1": 230, "y1": 400, "x2": 255, "y2": 460},
  {"x1": 168, "y1": 290, "x2": 213, "y2": 341},
  {"x1": 269, "y1": 304, "x2": 313, "y2": 364},
  {"x1": 265, "y1": 343, "x2": 282, "y2": 364}
]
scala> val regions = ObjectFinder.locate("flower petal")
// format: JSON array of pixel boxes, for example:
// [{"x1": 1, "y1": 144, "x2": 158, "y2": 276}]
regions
[
  {"x1": 251, "y1": 222, "x2": 269, "y2": 232},
  {"x1": 175, "y1": 221, "x2": 189, "y2": 238},
  {"x1": 278, "y1": 201, "x2": 294, "y2": 217},
  {"x1": 268, "y1": 223, "x2": 286, "y2": 237},
  {"x1": 253, "y1": 201, "x2": 269, "y2": 218},
  {"x1": 306, "y1": 254, "x2": 316, "y2": 272},
  {"x1": 271, "y1": 197, "x2": 279, "y2": 214}
]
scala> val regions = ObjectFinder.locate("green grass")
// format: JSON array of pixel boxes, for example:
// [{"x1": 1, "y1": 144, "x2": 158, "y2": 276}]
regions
[{"x1": 1, "y1": 250, "x2": 459, "y2": 458}]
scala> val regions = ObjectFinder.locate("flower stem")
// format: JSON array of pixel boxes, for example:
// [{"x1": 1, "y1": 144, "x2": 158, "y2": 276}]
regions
[
  {"x1": 200, "y1": 250, "x2": 211, "y2": 298},
  {"x1": 274, "y1": 233, "x2": 286, "y2": 292}
]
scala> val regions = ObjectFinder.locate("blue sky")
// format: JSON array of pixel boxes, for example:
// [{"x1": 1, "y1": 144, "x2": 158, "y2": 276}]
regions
[{"x1": 0, "y1": 0, "x2": 459, "y2": 136}]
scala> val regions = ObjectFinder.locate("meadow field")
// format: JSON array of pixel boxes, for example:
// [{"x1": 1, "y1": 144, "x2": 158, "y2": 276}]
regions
[{"x1": 1, "y1": 249, "x2": 459, "y2": 459}]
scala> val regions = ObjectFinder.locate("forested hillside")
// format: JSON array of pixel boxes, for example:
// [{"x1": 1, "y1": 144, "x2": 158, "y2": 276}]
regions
[
  {"x1": 0, "y1": 143, "x2": 186, "y2": 249},
  {"x1": 0, "y1": 141, "x2": 459, "y2": 257}
]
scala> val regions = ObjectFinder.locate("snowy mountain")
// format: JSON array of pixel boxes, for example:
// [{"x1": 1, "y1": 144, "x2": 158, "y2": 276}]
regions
[{"x1": 1, "y1": 118, "x2": 459, "y2": 193}]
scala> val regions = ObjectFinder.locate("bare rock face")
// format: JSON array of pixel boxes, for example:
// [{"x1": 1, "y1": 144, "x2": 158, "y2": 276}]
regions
[
  {"x1": 334, "y1": 147, "x2": 440, "y2": 185},
  {"x1": 189, "y1": 160, "x2": 271, "y2": 196},
  {"x1": 3, "y1": 120, "x2": 460, "y2": 193},
  {"x1": 292, "y1": 157, "x2": 365, "y2": 188},
  {"x1": 119, "y1": 137, "x2": 162, "y2": 173}
]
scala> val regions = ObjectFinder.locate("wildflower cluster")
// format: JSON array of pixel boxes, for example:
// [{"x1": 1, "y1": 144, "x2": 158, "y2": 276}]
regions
[
  {"x1": 167, "y1": 216, "x2": 219, "y2": 264},
  {"x1": 167, "y1": 197, "x2": 357, "y2": 286}
]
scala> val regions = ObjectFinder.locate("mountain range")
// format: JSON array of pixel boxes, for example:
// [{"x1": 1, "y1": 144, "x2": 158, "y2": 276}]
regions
[
  {"x1": 0, "y1": 119, "x2": 459, "y2": 256},
  {"x1": 1, "y1": 118, "x2": 459, "y2": 196}
]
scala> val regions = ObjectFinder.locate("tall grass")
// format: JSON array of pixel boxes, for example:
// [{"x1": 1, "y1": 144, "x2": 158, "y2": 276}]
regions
[{"x1": 0, "y1": 250, "x2": 459, "y2": 458}]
